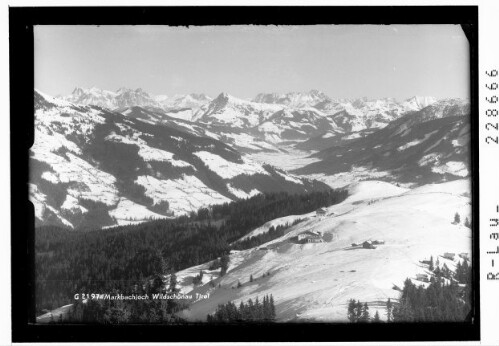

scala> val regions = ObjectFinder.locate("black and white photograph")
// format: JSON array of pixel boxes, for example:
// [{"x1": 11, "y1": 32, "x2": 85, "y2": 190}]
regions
[{"x1": 29, "y1": 22, "x2": 475, "y2": 327}]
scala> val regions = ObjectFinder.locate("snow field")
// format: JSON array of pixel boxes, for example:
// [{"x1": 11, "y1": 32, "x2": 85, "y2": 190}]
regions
[
  {"x1": 177, "y1": 179, "x2": 471, "y2": 322},
  {"x1": 226, "y1": 184, "x2": 260, "y2": 199},
  {"x1": 108, "y1": 198, "x2": 168, "y2": 225},
  {"x1": 136, "y1": 175, "x2": 231, "y2": 216},
  {"x1": 193, "y1": 151, "x2": 269, "y2": 179}
]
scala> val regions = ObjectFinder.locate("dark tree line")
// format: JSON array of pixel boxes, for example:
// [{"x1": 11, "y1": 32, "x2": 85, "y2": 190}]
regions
[
  {"x1": 392, "y1": 265, "x2": 471, "y2": 322},
  {"x1": 232, "y1": 218, "x2": 305, "y2": 251},
  {"x1": 207, "y1": 295, "x2": 276, "y2": 323},
  {"x1": 36, "y1": 189, "x2": 348, "y2": 314}
]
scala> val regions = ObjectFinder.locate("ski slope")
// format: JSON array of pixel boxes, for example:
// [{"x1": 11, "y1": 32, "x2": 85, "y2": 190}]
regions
[{"x1": 176, "y1": 179, "x2": 472, "y2": 322}]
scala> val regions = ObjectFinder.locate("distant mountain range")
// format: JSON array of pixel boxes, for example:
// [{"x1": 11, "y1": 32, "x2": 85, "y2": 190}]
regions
[
  {"x1": 62, "y1": 87, "x2": 212, "y2": 114},
  {"x1": 59, "y1": 88, "x2": 441, "y2": 136}
]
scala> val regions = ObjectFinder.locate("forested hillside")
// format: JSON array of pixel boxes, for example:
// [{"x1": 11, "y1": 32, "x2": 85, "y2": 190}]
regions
[{"x1": 36, "y1": 189, "x2": 347, "y2": 314}]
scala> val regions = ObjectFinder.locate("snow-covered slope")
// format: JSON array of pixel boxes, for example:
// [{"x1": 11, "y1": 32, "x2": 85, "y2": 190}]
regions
[
  {"x1": 161, "y1": 93, "x2": 212, "y2": 111},
  {"x1": 175, "y1": 179, "x2": 471, "y2": 322},
  {"x1": 31, "y1": 90, "x2": 330, "y2": 229},
  {"x1": 114, "y1": 106, "x2": 283, "y2": 154},
  {"x1": 255, "y1": 108, "x2": 342, "y2": 143}
]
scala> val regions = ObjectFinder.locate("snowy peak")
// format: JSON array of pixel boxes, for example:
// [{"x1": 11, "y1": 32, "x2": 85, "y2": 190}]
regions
[
  {"x1": 212, "y1": 92, "x2": 231, "y2": 106},
  {"x1": 253, "y1": 90, "x2": 331, "y2": 108},
  {"x1": 62, "y1": 86, "x2": 157, "y2": 110},
  {"x1": 402, "y1": 96, "x2": 437, "y2": 111},
  {"x1": 196, "y1": 92, "x2": 284, "y2": 128},
  {"x1": 71, "y1": 87, "x2": 86, "y2": 97}
]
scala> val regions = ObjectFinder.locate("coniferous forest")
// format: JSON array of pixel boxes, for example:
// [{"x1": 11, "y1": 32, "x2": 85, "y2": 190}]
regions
[
  {"x1": 36, "y1": 189, "x2": 347, "y2": 316},
  {"x1": 206, "y1": 295, "x2": 276, "y2": 323},
  {"x1": 346, "y1": 257, "x2": 472, "y2": 323}
]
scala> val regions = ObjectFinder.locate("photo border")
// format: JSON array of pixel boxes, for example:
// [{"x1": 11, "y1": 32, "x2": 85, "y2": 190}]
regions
[{"x1": 10, "y1": 5, "x2": 480, "y2": 342}]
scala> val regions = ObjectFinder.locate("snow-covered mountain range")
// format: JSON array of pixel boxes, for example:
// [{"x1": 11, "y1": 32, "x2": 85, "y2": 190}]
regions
[
  {"x1": 61, "y1": 87, "x2": 212, "y2": 115},
  {"x1": 59, "y1": 88, "x2": 441, "y2": 139},
  {"x1": 31, "y1": 90, "x2": 328, "y2": 229},
  {"x1": 35, "y1": 87, "x2": 470, "y2": 230}
]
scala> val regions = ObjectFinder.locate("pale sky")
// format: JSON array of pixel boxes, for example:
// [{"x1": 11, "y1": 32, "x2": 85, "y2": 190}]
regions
[{"x1": 34, "y1": 25, "x2": 470, "y2": 100}]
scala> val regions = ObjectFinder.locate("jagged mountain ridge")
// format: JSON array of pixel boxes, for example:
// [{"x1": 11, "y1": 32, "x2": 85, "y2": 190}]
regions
[
  {"x1": 31, "y1": 90, "x2": 330, "y2": 230},
  {"x1": 61, "y1": 88, "x2": 442, "y2": 144},
  {"x1": 61, "y1": 87, "x2": 212, "y2": 117},
  {"x1": 197, "y1": 92, "x2": 441, "y2": 144}
]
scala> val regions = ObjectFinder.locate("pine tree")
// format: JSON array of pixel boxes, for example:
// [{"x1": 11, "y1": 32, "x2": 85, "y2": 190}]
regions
[
  {"x1": 455, "y1": 261, "x2": 463, "y2": 282},
  {"x1": 255, "y1": 297, "x2": 264, "y2": 320},
  {"x1": 355, "y1": 300, "x2": 363, "y2": 322},
  {"x1": 360, "y1": 302, "x2": 370, "y2": 322},
  {"x1": 386, "y1": 298, "x2": 393, "y2": 322},
  {"x1": 247, "y1": 298, "x2": 254, "y2": 321},
  {"x1": 347, "y1": 299, "x2": 356, "y2": 322},
  {"x1": 429, "y1": 256, "x2": 434, "y2": 271},
  {"x1": 220, "y1": 255, "x2": 230, "y2": 276},
  {"x1": 250, "y1": 274, "x2": 254, "y2": 282},
  {"x1": 373, "y1": 310, "x2": 381, "y2": 322},
  {"x1": 442, "y1": 263, "x2": 451, "y2": 279},
  {"x1": 393, "y1": 298, "x2": 414, "y2": 322},
  {"x1": 263, "y1": 295, "x2": 270, "y2": 321},
  {"x1": 269, "y1": 294, "x2": 276, "y2": 320},
  {"x1": 454, "y1": 212, "x2": 461, "y2": 224},
  {"x1": 237, "y1": 280, "x2": 242, "y2": 288}
]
